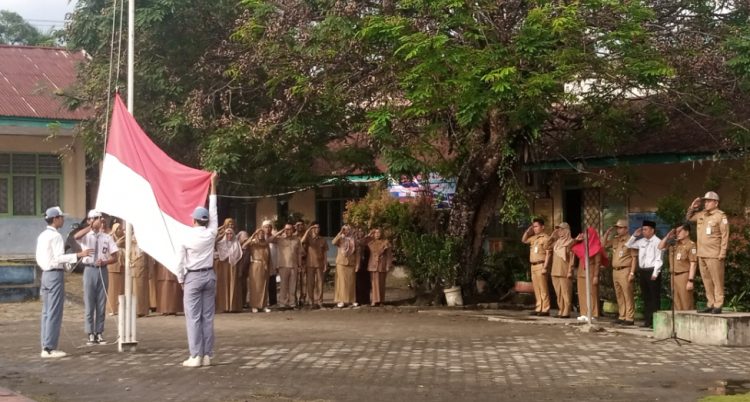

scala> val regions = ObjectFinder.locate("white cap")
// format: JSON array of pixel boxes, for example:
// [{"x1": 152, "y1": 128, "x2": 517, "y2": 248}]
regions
[
  {"x1": 44, "y1": 206, "x2": 67, "y2": 219},
  {"x1": 703, "y1": 191, "x2": 720, "y2": 201},
  {"x1": 87, "y1": 209, "x2": 102, "y2": 219}
]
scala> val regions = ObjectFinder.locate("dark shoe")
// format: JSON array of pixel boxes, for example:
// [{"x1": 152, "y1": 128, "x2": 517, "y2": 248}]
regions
[
  {"x1": 698, "y1": 307, "x2": 713, "y2": 313},
  {"x1": 558, "y1": 315, "x2": 571, "y2": 319},
  {"x1": 529, "y1": 311, "x2": 540, "y2": 316},
  {"x1": 538, "y1": 311, "x2": 550, "y2": 317},
  {"x1": 621, "y1": 320, "x2": 635, "y2": 326},
  {"x1": 613, "y1": 319, "x2": 623, "y2": 325},
  {"x1": 640, "y1": 322, "x2": 652, "y2": 328},
  {"x1": 711, "y1": 308, "x2": 722, "y2": 314}
]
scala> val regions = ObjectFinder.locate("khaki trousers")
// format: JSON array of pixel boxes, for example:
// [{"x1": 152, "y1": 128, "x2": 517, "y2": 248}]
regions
[
  {"x1": 577, "y1": 273, "x2": 599, "y2": 317},
  {"x1": 531, "y1": 264, "x2": 550, "y2": 313},
  {"x1": 673, "y1": 272, "x2": 694, "y2": 311},
  {"x1": 613, "y1": 268, "x2": 634, "y2": 321},
  {"x1": 297, "y1": 267, "x2": 307, "y2": 304},
  {"x1": 551, "y1": 276, "x2": 572, "y2": 316},
  {"x1": 306, "y1": 268, "x2": 325, "y2": 305},
  {"x1": 278, "y1": 266, "x2": 297, "y2": 307},
  {"x1": 370, "y1": 271, "x2": 387, "y2": 304},
  {"x1": 699, "y1": 257, "x2": 725, "y2": 308}
]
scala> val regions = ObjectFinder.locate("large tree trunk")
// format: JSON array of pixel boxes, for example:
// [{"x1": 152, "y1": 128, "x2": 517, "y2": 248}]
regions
[{"x1": 447, "y1": 111, "x2": 510, "y2": 302}]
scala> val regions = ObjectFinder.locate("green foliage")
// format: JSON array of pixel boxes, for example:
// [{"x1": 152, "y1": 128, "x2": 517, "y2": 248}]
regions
[
  {"x1": 477, "y1": 241, "x2": 529, "y2": 296},
  {"x1": 400, "y1": 231, "x2": 461, "y2": 287},
  {"x1": 0, "y1": 10, "x2": 58, "y2": 46},
  {"x1": 656, "y1": 194, "x2": 688, "y2": 228},
  {"x1": 724, "y1": 217, "x2": 750, "y2": 312}
]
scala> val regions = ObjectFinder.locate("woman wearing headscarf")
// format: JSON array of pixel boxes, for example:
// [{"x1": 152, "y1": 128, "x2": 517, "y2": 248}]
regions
[
  {"x1": 546, "y1": 222, "x2": 575, "y2": 318},
  {"x1": 572, "y1": 227, "x2": 609, "y2": 320},
  {"x1": 332, "y1": 225, "x2": 358, "y2": 308},
  {"x1": 362, "y1": 228, "x2": 392, "y2": 307},
  {"x1": 106, "y1": 222, "x2": 126, "y2": 315},
  {"x1": 215, "y1": 219, "x2": 243, "y2": 313},
  {"x1": 244, "y1": 227, "x2": 272, "y2": 313}
]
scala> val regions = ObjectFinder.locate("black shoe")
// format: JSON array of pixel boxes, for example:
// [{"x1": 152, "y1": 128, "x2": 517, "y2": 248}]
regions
[
  {"x1": 698, "y1": 307, "x2": 713, "y2": 313},
  {"x1": 621, "y1": 320, "x2": 635, "y2": 326},
  {"x1": 538, "y1": 311, "x2": 550, "y2": 317},
  {"x1": 558, "y1": 315, "x2": 571, "y2": 319},
  {"x1": 711, "y1": 308, "x2": 722, "y2": 314},
  {"x1": 613, "y1": 319, "x2": 623, "y2": 325},
  {"x1": 529, "y1": 311, "x2": 540, "y2": 316}
]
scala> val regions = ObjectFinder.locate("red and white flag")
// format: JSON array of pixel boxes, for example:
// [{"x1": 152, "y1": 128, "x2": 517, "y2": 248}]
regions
[{"x1": 96, "y1": 94, "x2": 212, "y2": 275}]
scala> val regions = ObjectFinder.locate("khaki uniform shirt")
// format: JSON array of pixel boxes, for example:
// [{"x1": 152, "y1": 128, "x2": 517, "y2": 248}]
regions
[
  {"x1": 687, "y1": 208, "x2": 729, "y2": 259},
  {"x1": 332, "y1": 233, "x2": 357, "y2": 267},
  {"x1": 605, "y1": 234, "x2": 638, "y2": 269},
  {"x1": 524, "y1": 233, "x2": 549, "y2": 273},
  {"x1": 303, "y1": 236, "x2": 329, "y2": 269},
  {"x1": 669, "y1": 239, "x2": 697, "y2": 274},
  {"x1": 275, "y1": 236, "x2": 300, "y2": 268},
  {"x1": 549, "y1": 248, "x2": 573, "y2": 277}
]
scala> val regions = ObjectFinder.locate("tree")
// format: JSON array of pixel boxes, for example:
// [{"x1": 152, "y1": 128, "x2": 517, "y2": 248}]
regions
[
  {"x1": 225, "y1": 0, "x2": 749, "y2": 298},
  {"x1": 0, "y1": 10, "x2": 57, "y2": 46}
]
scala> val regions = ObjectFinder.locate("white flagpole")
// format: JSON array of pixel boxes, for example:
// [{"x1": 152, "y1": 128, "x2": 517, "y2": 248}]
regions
[
  {"x1": 119, "y1": 0, "x2": 138, "y2": 352},
  {"x1": 583, "y1": 229, "x2": 592, "y2": 323}
]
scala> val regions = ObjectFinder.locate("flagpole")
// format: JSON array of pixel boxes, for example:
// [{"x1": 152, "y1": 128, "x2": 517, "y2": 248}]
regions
[{"x1": 119, "y1": 0, "x2": 138, "y2": 353}]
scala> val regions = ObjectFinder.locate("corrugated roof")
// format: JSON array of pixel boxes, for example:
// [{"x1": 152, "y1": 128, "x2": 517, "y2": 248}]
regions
[{"x1": 0, "y1": 45, "x2": 90, "y2": 121}]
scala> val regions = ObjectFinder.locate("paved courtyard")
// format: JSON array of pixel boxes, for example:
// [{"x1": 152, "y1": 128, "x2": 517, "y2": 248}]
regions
[{"x1": 1, "y1": 276, "x2": 749, "y2": 401}]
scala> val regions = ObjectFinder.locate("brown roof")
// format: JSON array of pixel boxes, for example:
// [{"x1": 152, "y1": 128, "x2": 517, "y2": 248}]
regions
[{"x1": 0, "y1": 45, "x2": 90, "y2": 121}]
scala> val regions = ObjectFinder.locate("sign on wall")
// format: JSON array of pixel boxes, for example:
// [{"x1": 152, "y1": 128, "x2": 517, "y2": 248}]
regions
[{"x1": 388, "y1": 174, "x2": 456, "y2": 209}]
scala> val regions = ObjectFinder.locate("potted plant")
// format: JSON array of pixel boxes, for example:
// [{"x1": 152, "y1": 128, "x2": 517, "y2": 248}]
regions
[{"x1": 400, "y1": 232, "x2": 463, "y2": 305}]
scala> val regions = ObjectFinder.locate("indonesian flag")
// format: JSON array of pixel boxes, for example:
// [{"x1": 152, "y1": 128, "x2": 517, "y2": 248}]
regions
[{"x1": 96, "y1": 94, "x2": 212, "y2": 275}]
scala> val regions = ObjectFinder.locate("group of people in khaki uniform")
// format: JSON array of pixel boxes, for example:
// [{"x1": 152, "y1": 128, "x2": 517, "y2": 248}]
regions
[{"x1": 522, "y1": 191, "x2": 730, "y2": 328}]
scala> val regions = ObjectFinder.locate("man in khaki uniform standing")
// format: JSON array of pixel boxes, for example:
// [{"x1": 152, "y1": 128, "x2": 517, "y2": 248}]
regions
[
  {"x1": 603, "y1": 219, "x2": 638, "y2": 325},
  {"x1": 269, "y1": 224, "x2": 301, "y2": 308},
  {"x1": 686, "y1": 191, "x2": 729, "y2": 314},
  {"x1": 521, "y1": 218, "x2": 551, "y2": 316},
  {"x1": 658, "y1": 224, "x2": 698, "y2": 311}
]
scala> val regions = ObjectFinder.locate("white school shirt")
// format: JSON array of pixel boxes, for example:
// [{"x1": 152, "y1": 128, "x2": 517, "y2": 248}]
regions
[
  {"x1": 176, "y1": 195, "x2": 218, "y2": 283},
  {"x1": 626, "y1": 235, "x2": 664, "y2": 277},
  {"x1": 77, "y1": 230, "x2": 119, "y2": 266},
  {"x1": 35, "y1": 226, "x2": 78, "y2": 271}
]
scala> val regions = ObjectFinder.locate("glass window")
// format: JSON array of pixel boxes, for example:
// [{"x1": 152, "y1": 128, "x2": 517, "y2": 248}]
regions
[
  {"x1": 0, "y1": 177, "x2": 8, "y2": 214},
  {"x1": 12, "y1": 176, "x2": 35, "y2": 215},
  {"x1": 0, "y1": 153, "x2": 63, "y2": 216},
  {"x1": 41, "y1": 178, "x2": 61, "y2": 212}
]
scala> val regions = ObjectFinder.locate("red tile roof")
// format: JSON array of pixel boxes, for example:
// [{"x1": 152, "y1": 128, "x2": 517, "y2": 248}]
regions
[{"x1": 0, "y1": 45, "x2": 90, "y2": 121}]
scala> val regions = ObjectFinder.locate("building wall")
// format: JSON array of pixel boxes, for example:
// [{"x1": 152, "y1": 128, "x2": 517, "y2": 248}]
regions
[
  {"x1": 536, "y1": 160, "x2": 745, "y2": 232},
  {"x1": 256, "y1": 197, "x2": 277, "y2": 224},
  {"x1": 0, "y1": 130, "x2": 85, "y2": 258},
  {"x1": 288, "y1": 189, "x2": 316, "y2": 222}
]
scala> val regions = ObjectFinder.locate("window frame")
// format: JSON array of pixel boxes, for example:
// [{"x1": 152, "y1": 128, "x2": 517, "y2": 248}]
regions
[{"x1": 0, "y1": 153, "x2": 63, "y2": 217}]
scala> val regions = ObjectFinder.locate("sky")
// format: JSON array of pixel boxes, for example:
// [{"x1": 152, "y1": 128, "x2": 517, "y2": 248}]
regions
[{"x1": 1, "y1": 0, "x2": 78, "y2": 32}]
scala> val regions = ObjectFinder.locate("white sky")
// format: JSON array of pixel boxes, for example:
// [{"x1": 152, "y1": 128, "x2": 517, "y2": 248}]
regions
[{"x1": 1, "y1": 0, "x2": 78, "y2": 31}]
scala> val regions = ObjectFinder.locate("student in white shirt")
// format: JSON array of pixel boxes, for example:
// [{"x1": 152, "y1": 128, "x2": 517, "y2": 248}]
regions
[
  {"x1": 74, "y1": 210, "x2": 119, "y2": 345},
  {"x1": 177, "y1": 173, "x2": 218, "y2": 368},
  {"x1": 36, "y1": 206, "x2": 92, "y2": 358},
  {"x1": 626, "y1": 220, "x2": 663, "y2": 328}
]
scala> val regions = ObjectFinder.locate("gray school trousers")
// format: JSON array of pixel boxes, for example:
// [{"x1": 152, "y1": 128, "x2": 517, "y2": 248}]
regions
[
  {"x1": 40, "y1": 269, "x2": 65, "y2": 350},
  {"x1": 183, "y1": 269, "x2": 216, "y2": 357},
  {"x1": 83, "y1": 265, "x2": 109, "y2": 334}
]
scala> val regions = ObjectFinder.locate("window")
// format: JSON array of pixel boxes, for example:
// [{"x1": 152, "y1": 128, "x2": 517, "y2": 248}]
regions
[
  {"x1": 0, "y1": 153, "x2": 62, "y2": 216},
  {"x1": 315, "y1": 184, "x2": 369, "y2": 236}
]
